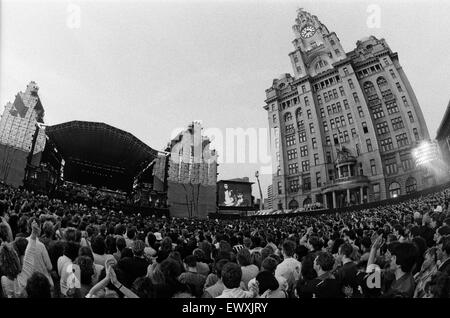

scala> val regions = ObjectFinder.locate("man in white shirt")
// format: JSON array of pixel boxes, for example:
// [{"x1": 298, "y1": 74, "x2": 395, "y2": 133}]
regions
[
  {"x1": 216, "y1": 263, "x2": 258, "y2": 298},
  {"x1": 275, "y1": 239, "x2": 302, "y2": 297}
]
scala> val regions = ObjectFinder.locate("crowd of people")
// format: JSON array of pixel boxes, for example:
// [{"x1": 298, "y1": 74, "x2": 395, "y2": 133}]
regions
[{"x1": 1, "y1": 181, "x2": 450, "y2": 298}]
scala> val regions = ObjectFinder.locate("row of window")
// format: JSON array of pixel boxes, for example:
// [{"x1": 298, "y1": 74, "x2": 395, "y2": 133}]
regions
[
  {"x1": 313, "y1": 75, "x2": 342, "y2": 92},
  {"x1": 356, "y1": 63, "x2": 383, "y2": 79}
]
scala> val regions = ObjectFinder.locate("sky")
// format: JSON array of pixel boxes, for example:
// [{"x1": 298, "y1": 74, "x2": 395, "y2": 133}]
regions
[{"x1": 1, "y1": 0, "x2": 450, "y2": 199}]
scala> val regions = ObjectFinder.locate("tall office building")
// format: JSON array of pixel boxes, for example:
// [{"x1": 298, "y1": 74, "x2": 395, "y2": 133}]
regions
[{"x1": 264, "y1": 9, "x2": 431, "y2": 210}]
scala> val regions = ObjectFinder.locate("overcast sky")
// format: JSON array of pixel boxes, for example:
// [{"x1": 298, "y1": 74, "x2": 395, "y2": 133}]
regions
[{"x1": 1, "y1": 0, "x2": 449, "y2": 199}]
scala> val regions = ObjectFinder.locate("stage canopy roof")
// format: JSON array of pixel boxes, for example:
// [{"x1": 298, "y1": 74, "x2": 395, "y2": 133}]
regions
[{"x1": 45, "y1": 121, "x2": 159, "y2": 192}]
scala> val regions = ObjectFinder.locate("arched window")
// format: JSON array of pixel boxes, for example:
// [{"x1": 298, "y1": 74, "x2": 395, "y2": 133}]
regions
[
  {"x1": 295, "y1": 107, "x2": 302, "y2": 119},
  {"x1": 363, "y1": 81, "x2": 377, "y2": 96},
  {"x1": 388, "y1": 182, "x2": 401, "y2": 198},
  {"x1": 303, "y1": 197, "x2": 312, "y2": 207},
  {"x1": 288, "y1": 199, "x2": 299, "y2": 210},
  {"x1": 284, "y1": 112, "x2": 292, "y2": 122},
  {"x1": 405, "y1": 177, "x2": 417, "y2": 194},
  {"x1": 376, "y1": 76, "x2": 389, "y2": 91},
  {"x1": 315, "y1": 59, "x2": 328, "y2": 70}
]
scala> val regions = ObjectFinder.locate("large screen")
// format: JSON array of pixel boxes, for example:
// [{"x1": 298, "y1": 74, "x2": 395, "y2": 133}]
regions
[{"x1": 218, "y1": 182, "x2": 252, "y2": 207}]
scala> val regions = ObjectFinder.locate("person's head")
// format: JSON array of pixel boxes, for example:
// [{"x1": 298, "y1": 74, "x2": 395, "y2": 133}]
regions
[
  {"x1": 393, "y1": 224, "x2": 405, "y2": 238},
  {"x1": 64, "y1": 241, "x2": 81, "y2": 261},
  {"x1": 237, "y1": 248, "x2": 251, "y2": 266},
  {"x1": 251, "y1": 251, "x2": 262, "y2": 269},
  {"x1": 184, "y1": 255, "x2": 197, "y2": 270},
  {"x1": 338, "y1": 243, "x2": 353, "y2": 261},
  {"x1": 42, "y1": 221, "x2": 54, "y2": 238},
  {"x1": 116, "y1": 236, "x2": 126, "y2": 252},
  {"x1": 423, "y1": 247, "x2": 438, "y2": 270},
  {"x1": 256, "y1": 270, "x2": 279, "y2": 295},
  {"x1": 435, "y1": 226, "x2": 450, "y2": 244},
  {"x1": 439, "y1": 235, "x2": 450, "y2": 259},
  {"x1": 0, "y1": 223, "x2": 9, "y2": 242},
  {"x1": 221, "y1": 262, "x2": 242, "y2": 289},
  {"x1": 389, "y1": 242, "x2": 418, "y2": 274},
  {"x1": 78, "y1": 246, "x2": 94, "y2": 260},
  {"x1": 281, "y1": 239, "x2": 296, "y2": 258},
  {"x1": 146, "y1": 232, "x2": 156, "y2": 248},
  {"x1": 214, "y1": 259, "x2": 229, "y2": 279},
  {"x1": 308, "y1": 236, "x2": 321, "y2": 252},
  {"x1": 243, "y1": 237, "x2": 252, "y2": 249},
  {"x1": 64, "y1": 227, "x2": 77, "y2": 242},
  {"x1": 261, "y1": 257, "x2": 278, "y2": 274},
  {"x1": 126, "y1": 227, "x2": 136, "y2": 240},
  {"x1": 75, "y1": 255, "x2": 94, "y2": 286},
  {"x1": 91, "y1": 235, "x2": 106, "y2": 255},
  {"x1": 424, "y1": 271, "x2": 450, "y2": 298},
  {"x1": 26, "y1": 272, "x2": 51, "y2": 298},
  {"x1": 132, "y1": 240, "x2": 145, "y2": 257},
  {"x1": 313, "y1": 252, "x2": 335, "y2": 276},
  {"x1": 261, "y1": 246, "x2": 273, "y2": 262},
  {"x1": 192, "y1": 248, "x2": 205, "y2": 262},
  {"x1": 105, "y1": 235, "x2": 116, "y2": 254},
  {"x1": 0, "y1": 243, "x2": 21, "y2": 279}
]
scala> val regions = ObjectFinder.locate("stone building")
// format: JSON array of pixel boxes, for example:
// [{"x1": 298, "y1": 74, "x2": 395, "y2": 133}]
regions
[{"x1": 264, "y1": 9, "x2": 431, "y2": 210}]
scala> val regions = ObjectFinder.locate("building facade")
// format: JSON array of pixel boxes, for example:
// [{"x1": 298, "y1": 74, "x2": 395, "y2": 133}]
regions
[
  {"x1": 264, "y1": 9, "x2": 431, "y2": 210},
  {"x1": 0, "y1": 82, "x2": 46, "y2": 187},
  {"x1": 436, "y1": 100, "x2": 450, "y2": 176}
]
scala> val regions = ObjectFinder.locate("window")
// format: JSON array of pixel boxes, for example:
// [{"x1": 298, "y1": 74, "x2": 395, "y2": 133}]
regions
[
  {"x1": 340, "y1": 115, "x2": 346, "y2": 126},
  {"x1": 285, "y1": 124, "x2": 295, "y2": 134},
  {"x1": 288, "y1": 163, "x2": 299, "y2": 175},
  {"x1": 336, "y1": 102, "x2": 342, "y2": 112},
  {"x1": 371, "y1": 105, "x2": 385, "y2": 119},
  {"x1": 391, "y1": 117, "x2": 404, "y2": 130},
  {"x1": 402, "y1": 96, "x2": 409, "y2": 107},
  {"x1": 317, "y1": 95, "x2": 323, "y2": 105},
  {"x1": 396, "y1": 133, "x2": 409, "y2": 147},
  {"x1": 385, "y1": 157, "x2": 398, "y2": 175},
  {"x1": 380, "y1": 137, "x2": 394, "y2": 152},
  {"x1": 316, "y1": 172, "x2": 322, "y2": 187},
  {"x1": 302, "y1": 85, "x2": 306, "y2": 93},
  {"x1": 287, "y1": 149, "x2": 297, "y2": 160},
  {"x1": 388, "y1": 182, "x2": 401, "y2": 198},
  {"x1": 300, "y1": 145, "x2": 308, "y2": 157},
  {"x1": 343, "y1": 67, "x2": 349, "y2": 75},
  {"x1": 335, "y1": 117, "x2": 341, "y2": 128},
  {"x1": 405, "y1": 177, "x2": 417, "y2": 194},
  {"x1": 376, "y1": 121, "x2": 390, "y2": 135},
  {"x1": 309, "y1": 123, "x2": 315, "y2": 133},
  {"x1": 386, "y1": 101, "x2": 399, "y2": 115},
  {"x1": 324, "y1": 92, "x2": 329, "y2": 102},
  {"x1": 297, "y1": 120, "x2": 304, "y2": 130},
  {"x1": 362, "y1": 122, "x2": 368, "y2": 134},
  {"x1": 351, "y1": 128, "x2": 357, "y2": 138},
  {"x1": 373, "y1": 183, "x2": 381, "y2": 200},
  {"x1": 276, "y1": 152, "x2": 280, "y2": 163},
  {"x1": 339, "y1": 86, "x2": 345, "y2": 96},
  {"x1": 343, "y1": 99, "x2": 349, "y2": 110},
  {"x1": 402, "y1": 158, "x2": 413, "y2": 171},
  {"x1": 303, "y1": 176, "x2": 311, "y2": 191},
  {"x1": 330, "y1": 39, "x2": 335, "y2": 45},
  {"x1": 370, "y1": 159, "x2": 377, "y2": 175},
  {"x1": 396, "y1": 82, "x2": 403, "y2": 92},
  {"x1": 389, "y1": 69, "x2": 396, "y2": 79},
  {"x1": 358, "y1": 106, "x2": 364, "y2": 117},
  {"x1": 333, "y1": 89, "x2": 338, "y2": 99},
  {"x1": 304, "y1": 96, "x2": 310, "y2": 106},
  {"x1": 286, "y1": 135, "x2": 296, "y2": 146},
  {"x1": 383, "y1": 58, "x2": 389, "y2": 66},
  {"x1": 348, "y1": 79, "x2": 355, "y2": 89},
  {"x1": 325, "y1": 136, "x2": 331, "y2": 145},
  {"x1": 312, "y1": 138, "x2": 317, "y2": 149},
  {"x1": 295, "y1": 107, "x2": 302, "y2": 119},
  {"x1": 275, "y1": 138, "x2": 279, "y2": 149},
  {"x1": 332, "y1": 104, "x2": 337, "y2": 113},
  {"x1": 302, "y1": 160, "x2": 310, "y2": 172},
  {"x1": 307, "y1": 109, "x2": 312, "y2": 119},
  {"x1": 314, "y1": 153, "x2": 319, "y2": 166},
  {"x1": 333, "y1": 134, "x2": 339, "y2": 145},
  {"x1": 330, "y1": 119, "x2": 336, "y2": 130},
  {"x1": 356, "y1": 144, "x2": 360, "y2": 155},
  {"x1": 296, "y1": 66, "x2": 302, "y2": 73},
  {"x1": 278, "y1": 181, "x2": 282, "y2": 195},
  {"x1": 326, "y1": 151, "x2": 332, "y2": 163},
  {"x1": 323, "y1": 121, "x2": 329, "y2": 132},
  {"x1": 408, "y1": 111, "x2": 414, "y2": 123},
  {"x1": 343, "y1": 130, "x2": 349, "y2": 142},
  {"x1": 366, "y1": 139, "x2": 373, "y2": 152},
  {"x1": 277, "y1": 165, "x2": 281, "y2": 176},
  {"x1": 284, "y1": 112, "x2": 292, "y2": 122},
  {"x1": 320, "y1": 108, "x2": 325, "y2": 118},
  {"x1": 272, "y1": 114, "x2": 277, "y2": 123},
  {"x1": 353, "y1": 92, "x2": 360, "y2": 103},
  {"x1": 413, "y1": 128, "x2": 420, "y2": 141},
  {"x1": 335, "y1": 49, "x2": 340, "y2": 55},
  {"x1": 348, "y1": 113, "x2": 354, "y2": 124},
  {"x1": 327, "y1": 105, "x2": 332, "y2": 115},
  {"x1": 299, "y1": 131, "x2": 307, "y2": 143},
  {"x1": 289, "y1": 180, "x2": 299, "y2": 193}
]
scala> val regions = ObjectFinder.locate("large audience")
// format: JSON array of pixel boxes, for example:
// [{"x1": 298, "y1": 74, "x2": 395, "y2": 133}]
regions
[{"x1": 1, "y1": 181, "x2": 450, "y2": 298}]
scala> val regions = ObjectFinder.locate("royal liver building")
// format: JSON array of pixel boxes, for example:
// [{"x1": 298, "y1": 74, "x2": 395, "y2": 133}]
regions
[{"x1": 264, "y1": 9, "x2": 431, "y2": 210}]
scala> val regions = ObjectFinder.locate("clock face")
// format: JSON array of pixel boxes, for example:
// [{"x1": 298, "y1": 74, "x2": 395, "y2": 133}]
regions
[{"x1": 300, "y1": 25, "x2": 316, "y2": 39}]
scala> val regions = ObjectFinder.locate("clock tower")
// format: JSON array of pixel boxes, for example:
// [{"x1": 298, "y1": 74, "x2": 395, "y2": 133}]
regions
[{"x1": 289, "y1": 8, "x2": 346, "y2": 78}]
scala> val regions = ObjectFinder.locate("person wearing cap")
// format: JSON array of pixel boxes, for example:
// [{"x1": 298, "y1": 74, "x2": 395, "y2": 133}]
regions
[{"x1": 117, "y1": 240, "x2": 150, "y2": 288}]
